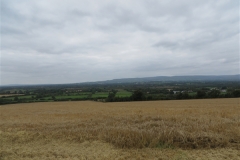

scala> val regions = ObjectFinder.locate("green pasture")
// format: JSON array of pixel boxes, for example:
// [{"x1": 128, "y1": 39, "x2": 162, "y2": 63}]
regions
[
  {"x1": 115, "y1": 91, "x2": 132, "y2": 97},
  {"x1": 66, "y1": 92, "x2": 91, "y2": 95},
  {"x1": 1, "y1": 95, "x2": 33, "y2": 100},
  {"x1": 188, "y1": 92, "x2": 197, "y2": 96},
  {"x1": 55, "y1": 95, "x2": 88, "y2": 99},
  {"x1": 91, "y1": 92, "x2": 109, "y2": 98}
]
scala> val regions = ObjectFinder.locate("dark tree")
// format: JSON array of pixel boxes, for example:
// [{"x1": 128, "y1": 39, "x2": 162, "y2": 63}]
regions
[
  {"x1": 18, "y1": 90, "x2": 23, "y2": 94},
  {"x1": 197, "y1": 90, "x2": 206, "y2": 98},
  {"x1": 25, "y1": 90, "x2": 30, "y2": 95},
  {"x1": 182, "y1": 92, "x2": 189, "y2": 99},
  {"x1": 107, "y1": 93, "x2": 115, "y2": 102},
  {"x1": 106, "y1": 90, "x2": 117, "y2": 102},
  {"x1": 208, "y1": 89, "x2": 220, "y2": 98},
  {"x1": 232, "y1": 90, "x2": 240, "y2": 97},
  {"x1": 131, "y1": 90, "x2": 145, "y2": 101},
  {"x1": 176, "y1": 92, "x2": 189, "y2": 99},
  {"x1": 14, "y1": 97, "x2": 19, "y2": 101}
]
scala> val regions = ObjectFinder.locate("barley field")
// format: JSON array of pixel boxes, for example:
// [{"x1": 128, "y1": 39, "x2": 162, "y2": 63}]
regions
[{"x1": 0, "y1": 98, "x2": 240, "y2": 160}]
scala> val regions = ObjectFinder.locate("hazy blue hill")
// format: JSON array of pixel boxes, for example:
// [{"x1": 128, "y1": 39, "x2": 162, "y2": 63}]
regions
[
  {"x1": 1, "y1": 75, "x2": 239, "y2": 87},
  {"x1": 93, "y1": 75, "x2": 240, "y2": 84}
]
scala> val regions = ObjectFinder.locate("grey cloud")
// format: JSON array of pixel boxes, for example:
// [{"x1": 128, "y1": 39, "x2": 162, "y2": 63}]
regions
[
  {"x1": 152, "y1": 41, "x2": 179, "y2": 49},
  {"x1": 1, "y1": 0, "x2": 239, "y2": 85}
]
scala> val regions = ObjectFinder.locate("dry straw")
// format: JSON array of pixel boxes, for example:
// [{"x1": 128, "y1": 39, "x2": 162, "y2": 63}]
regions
[{"x1": 0, "y1": 98, "x2": 240, "y2": 159}]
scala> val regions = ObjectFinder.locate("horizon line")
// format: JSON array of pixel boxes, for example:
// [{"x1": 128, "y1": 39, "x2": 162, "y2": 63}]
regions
[{"x1": 1, "y1": 74, "x2": 239, "y2": 87}]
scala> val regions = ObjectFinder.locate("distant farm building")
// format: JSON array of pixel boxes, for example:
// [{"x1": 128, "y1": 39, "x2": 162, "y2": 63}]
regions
[{"x1": 173, "y1": 91, "x2": 180, "y2": 94}]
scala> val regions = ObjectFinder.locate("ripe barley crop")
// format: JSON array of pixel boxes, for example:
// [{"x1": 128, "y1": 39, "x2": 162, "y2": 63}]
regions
[{"x1": 0, "y1": 98, "x2": 239, "y2": 159}]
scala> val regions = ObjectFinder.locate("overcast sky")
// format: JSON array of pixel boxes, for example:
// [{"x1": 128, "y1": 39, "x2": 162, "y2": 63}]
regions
[{"x1": 1, "y1": 0, "x2": 239, "y2": 85}]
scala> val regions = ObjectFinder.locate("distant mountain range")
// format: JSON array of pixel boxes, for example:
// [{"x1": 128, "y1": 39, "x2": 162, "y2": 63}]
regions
[
  {"x1": 88, "y1": 74, "x2": 240, "y2": 84},
  {"x1": 1, "y1": 75, "x2": 239, "y2": 87}
]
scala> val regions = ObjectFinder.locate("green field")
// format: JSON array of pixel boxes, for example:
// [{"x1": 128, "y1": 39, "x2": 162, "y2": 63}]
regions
[
  {"x1": 1, "y1": 95, "x2": 33, "y2": 100},
  {"x1": 116, "y1": 91, "x2": 132, "y2": 97},
  {"x1": 68, "y1": 92, "x2": 92, "y2": 95},
  {"x1": 91, "y1": 92, "x2": 109, "y2": 98},
  {"x1": 188, "y1": 92, "x2": 197, "y2": 96},
  {"x1": 55, "y1": 95, "x2": 88, "y2": 99},
  {"x1": 19, "y1": 95, "x2": 33, "y2": 99}
]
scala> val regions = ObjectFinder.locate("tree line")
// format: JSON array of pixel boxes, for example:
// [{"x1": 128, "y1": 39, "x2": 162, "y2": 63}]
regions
[{"x1": 106, "y1": 89, "x2": 240, "y2": 102}]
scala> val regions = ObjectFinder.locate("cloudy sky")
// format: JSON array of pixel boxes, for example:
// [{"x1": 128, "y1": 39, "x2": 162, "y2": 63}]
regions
[{"x1": 1, "y1": 0, "x2": 239, "y2": 85}]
